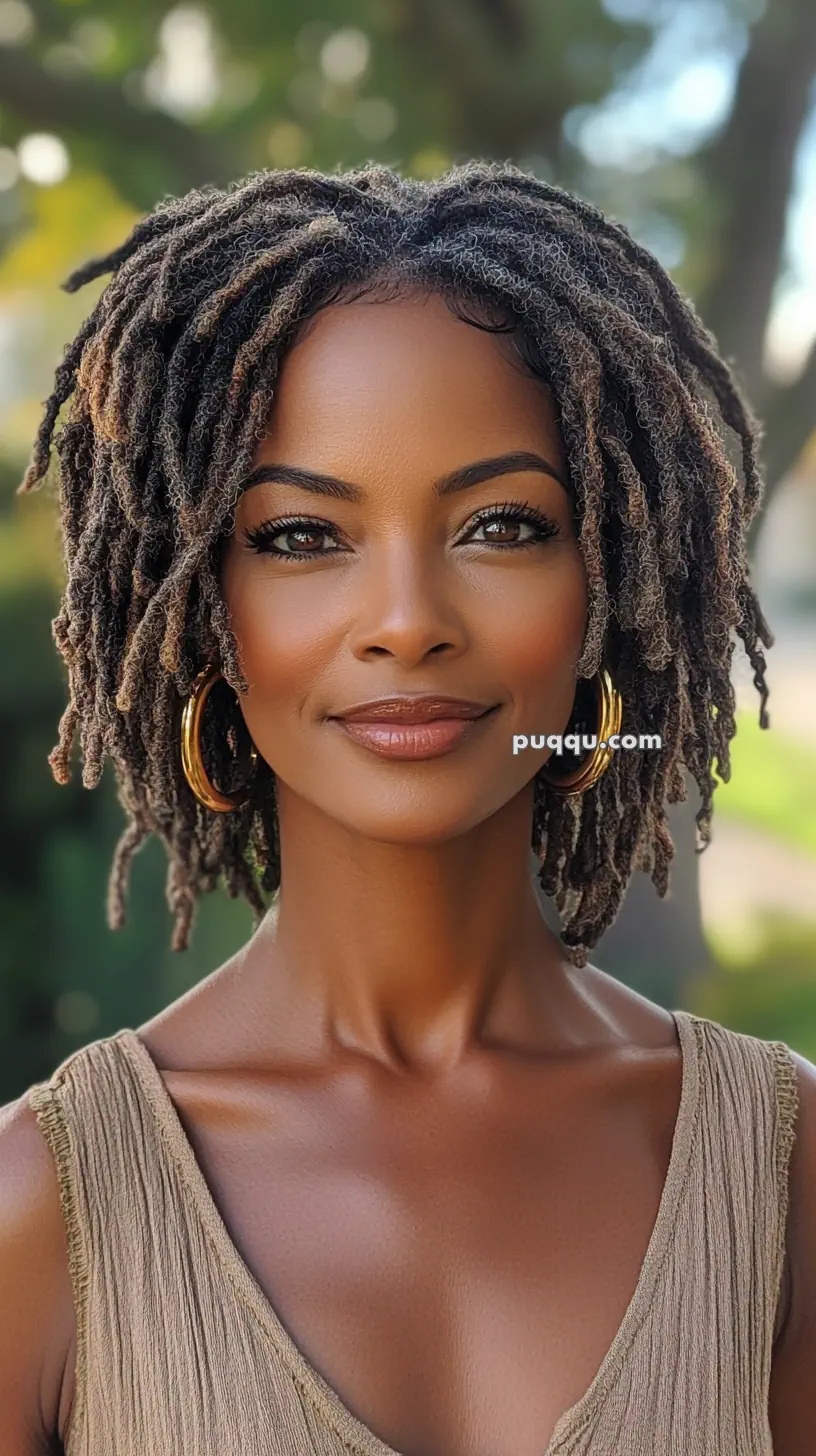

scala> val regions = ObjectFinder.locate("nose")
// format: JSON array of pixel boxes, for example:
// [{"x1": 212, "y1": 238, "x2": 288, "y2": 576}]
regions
[{"x1": 346, "y1": 544, "x2": 468, "y2": 667}]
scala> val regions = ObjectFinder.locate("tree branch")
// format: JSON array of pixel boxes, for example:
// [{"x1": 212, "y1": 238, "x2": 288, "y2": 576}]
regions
[
  {"x1": 749, "y1": 341, "x2": 816, "y2": 548},
  {"x1": 0, "y1": 44, "x2": 236, "y2": 205},
  {"x1": 397, "y1": 0, "x2": 634, "y2": 162},
  {"x1": 763, "y1": 343, "x2": 816, "y2": 482}
]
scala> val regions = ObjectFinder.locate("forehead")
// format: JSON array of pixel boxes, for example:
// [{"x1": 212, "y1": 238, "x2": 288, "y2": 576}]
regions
[{"x1": 255, "y1": 290, "x2": 565, "y2": 467}]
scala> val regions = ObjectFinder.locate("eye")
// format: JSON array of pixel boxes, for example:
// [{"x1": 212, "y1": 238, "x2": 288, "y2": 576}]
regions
[
  {"x1": 243, "y1": 516, "x2": 343, "y2": 559},
  {"x1": 457, "y1": 500, "x2": 560, "y2": 550}
]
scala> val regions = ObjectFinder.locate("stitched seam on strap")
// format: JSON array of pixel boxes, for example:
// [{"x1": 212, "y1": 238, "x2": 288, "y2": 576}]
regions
[
  {"x1": 769, "y1": 1040, "x2": 800, "y2": 1338},
  {"x1": 28, "y1": 1081, "x2": 89, "y2": 1453}
]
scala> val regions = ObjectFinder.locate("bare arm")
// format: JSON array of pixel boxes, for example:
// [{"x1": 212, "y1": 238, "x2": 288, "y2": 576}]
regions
[
  {"x1": 0, "y1": 1094, "x2": 76, "y2": 1454},
  {"x1": 768, "y1": 1052, "x2": 816, "y2": 1452}
]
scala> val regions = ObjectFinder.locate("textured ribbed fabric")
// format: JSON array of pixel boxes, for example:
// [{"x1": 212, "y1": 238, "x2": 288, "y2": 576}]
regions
[{"x1": 26, "y1": 1009, "x2": 799, "y2": 1456}]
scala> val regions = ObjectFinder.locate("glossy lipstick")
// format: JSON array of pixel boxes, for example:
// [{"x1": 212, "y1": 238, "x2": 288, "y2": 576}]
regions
[{"x1": 329, "y1": 696, "x2": 497, "y2": 760}]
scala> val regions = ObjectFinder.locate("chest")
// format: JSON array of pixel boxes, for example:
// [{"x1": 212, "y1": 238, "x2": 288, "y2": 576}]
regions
[{"x1": 158, "y1": 1053, "x2": 682, "y2": 1456}]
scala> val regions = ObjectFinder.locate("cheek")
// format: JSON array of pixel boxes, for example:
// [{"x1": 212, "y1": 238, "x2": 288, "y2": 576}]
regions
[
  {"x1": 469, "y1": 547, "x2": 588, "y2": 704},
  {"x1": 222, "y1": 570, "x2": 346, "y2": 742},
  {"x1": 470, "y1": 549, "x2": 589, "y2": 766},
  {"x1": 500, "y1": 566, "x2": 586, "y2": 678}
]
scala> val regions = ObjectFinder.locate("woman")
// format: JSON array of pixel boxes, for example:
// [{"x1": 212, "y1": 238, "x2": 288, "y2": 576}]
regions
[{"x1": 0, "y1": 160, "x2": 813, "y2": 1454}]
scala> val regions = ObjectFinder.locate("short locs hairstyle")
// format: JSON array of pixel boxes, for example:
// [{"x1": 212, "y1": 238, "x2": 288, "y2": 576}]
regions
[{"x1": 19, "y1": 159, "x2": 773, "y2": 964}]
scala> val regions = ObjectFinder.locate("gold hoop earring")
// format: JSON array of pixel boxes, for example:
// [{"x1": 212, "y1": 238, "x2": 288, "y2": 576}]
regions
[
  {"x1": 539, "y1": 669, "x2": 623, "y2": 797},
  {"x1": 180, "y1": 666, "x2": 259, "y2": 813}
]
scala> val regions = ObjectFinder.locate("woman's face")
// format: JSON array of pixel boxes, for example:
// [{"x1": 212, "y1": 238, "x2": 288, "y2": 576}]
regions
[{"x1": 220, "y1": 289, "x2": 588, "y2": 845}]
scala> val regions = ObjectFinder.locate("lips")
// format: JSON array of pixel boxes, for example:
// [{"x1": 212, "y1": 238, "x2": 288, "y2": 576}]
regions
[
  {"x1": 328, "y1": 697, "x2": 498, "y2": 761},
  {"x1": 331, "y1": 696, "x2": 494, "y2": 724}
]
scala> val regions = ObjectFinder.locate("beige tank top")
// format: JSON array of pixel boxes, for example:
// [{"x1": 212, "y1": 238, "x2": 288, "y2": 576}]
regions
[{"x1": 26, "y1": 1009, "x2": 799, "y2": 1456}]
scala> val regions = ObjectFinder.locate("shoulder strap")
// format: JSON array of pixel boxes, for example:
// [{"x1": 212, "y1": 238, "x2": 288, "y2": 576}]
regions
[
  {"x1": 26, "y1": 1030, "x2": 162, "y2": 1451},
  {"x1": 688, "y1": 1014, "x2": 799, "y2": 1353},
  {"x1": 572, "y1": 1012, "x2": 802, "y2": 1451},
  {"x1": 24, "y1": 1032, "x2": 375, "y2": 1456}
]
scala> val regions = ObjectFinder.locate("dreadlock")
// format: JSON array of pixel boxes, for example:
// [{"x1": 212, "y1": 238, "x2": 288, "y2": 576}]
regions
[{"x1": 18, "y1": 158, "x2": 773, "y2": 964}]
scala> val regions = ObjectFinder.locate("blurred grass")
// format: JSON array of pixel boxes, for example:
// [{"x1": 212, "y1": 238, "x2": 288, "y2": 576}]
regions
[
  {"x1": 714, "y1": 709, "x2": 816, "y2": 856},
  {"x1": 692, "y1": 913, "x2": 816, "y2": 1062}
]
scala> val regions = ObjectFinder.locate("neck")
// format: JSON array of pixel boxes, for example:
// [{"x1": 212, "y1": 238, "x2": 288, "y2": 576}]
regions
[{"x1": 242, "y1": 782, "x2": 579, "y2": 1074}]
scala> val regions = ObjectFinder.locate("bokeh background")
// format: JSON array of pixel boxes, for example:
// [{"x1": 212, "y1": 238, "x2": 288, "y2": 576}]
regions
[{"x1": 1, "y1": 0, "x2": 814, "y2": 1100}]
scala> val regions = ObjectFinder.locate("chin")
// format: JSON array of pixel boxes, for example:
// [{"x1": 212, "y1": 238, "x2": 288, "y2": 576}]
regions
[{"x1": 314, "y1": 789, "x2": 506, "y2": 848}]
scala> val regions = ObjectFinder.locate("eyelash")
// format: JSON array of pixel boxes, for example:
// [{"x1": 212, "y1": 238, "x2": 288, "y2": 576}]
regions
[{"x1": 243, "y1": 500, "x2": 560, "y2": 560}]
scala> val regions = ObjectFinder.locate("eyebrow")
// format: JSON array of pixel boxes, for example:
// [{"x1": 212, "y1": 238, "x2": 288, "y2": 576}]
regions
[{"x1": 238, "y1": 449, "x2": 570, "y2": 501}]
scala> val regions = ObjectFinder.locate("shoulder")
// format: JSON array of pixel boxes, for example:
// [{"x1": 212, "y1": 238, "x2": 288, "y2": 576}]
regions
[{"x1": 0, "y1": 1089, "x2": 77, "y2": 1452}]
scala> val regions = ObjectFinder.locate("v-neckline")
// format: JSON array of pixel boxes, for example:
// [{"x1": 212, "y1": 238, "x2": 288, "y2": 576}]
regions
[{"x1": 115, "y1": 1007, "x2": 702, "y2": 1456}]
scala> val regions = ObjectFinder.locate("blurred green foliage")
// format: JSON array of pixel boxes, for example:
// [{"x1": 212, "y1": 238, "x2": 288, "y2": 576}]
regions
[{"x1": 716, "y1": 710, "x2": 816, "y2": 856}]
